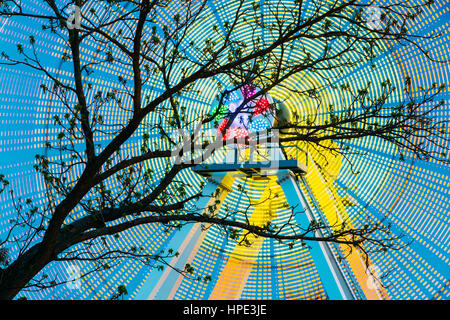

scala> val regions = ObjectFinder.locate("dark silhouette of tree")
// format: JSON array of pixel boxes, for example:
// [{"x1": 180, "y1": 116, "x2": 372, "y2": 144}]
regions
[{"x1": 0, "y1": 0, "x2": 447, "y2": 299}]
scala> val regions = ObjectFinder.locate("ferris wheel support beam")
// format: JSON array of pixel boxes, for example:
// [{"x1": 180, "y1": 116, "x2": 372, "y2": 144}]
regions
[
  {"x1": 278, "y1": 170, "x2": 356, "y2": 300},
  {"x1": 191, "y1": 147, "x2": 357, "y2": 299}
]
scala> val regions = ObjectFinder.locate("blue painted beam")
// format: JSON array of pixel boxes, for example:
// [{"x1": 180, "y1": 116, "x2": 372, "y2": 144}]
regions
[{"x1": 279, "y1": 171, "x2": 355, "y2": 300}]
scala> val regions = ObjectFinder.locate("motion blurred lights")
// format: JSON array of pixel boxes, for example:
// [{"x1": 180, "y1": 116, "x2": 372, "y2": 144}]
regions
[{"x1": 0, "y1": 0, "x2": 446, "y2": 301}]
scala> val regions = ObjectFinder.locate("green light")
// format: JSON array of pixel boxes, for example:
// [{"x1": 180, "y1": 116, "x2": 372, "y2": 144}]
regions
[{"x1": 212, "y1": 104, "x2": 229, "y2": 121}]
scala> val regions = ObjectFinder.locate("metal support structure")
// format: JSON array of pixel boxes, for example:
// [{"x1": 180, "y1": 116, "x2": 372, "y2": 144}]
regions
[
  {"x1": 279, "y1": 170, "x2": 356, "y2": 300},
  {"x1": 138, "y1": 146, "x2": 357, "y2": 300}
]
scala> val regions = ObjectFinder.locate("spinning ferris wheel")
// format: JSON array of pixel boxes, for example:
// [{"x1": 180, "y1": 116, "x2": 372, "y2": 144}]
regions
[{"x1": 139, "y1": 84, "x2": 366, "y2": 300}]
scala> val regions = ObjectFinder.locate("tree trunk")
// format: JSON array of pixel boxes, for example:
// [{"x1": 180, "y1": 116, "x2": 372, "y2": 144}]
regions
[{"x1": 0, "y1": 243, "x2": 51, "y2": 300}]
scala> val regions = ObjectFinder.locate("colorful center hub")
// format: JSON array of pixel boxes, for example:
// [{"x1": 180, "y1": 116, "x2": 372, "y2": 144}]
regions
[{"x1": 213, "y1": 84, "x2": 275, "y2": 147}]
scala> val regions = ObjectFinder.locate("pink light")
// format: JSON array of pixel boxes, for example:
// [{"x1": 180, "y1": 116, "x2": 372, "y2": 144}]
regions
[
  {"x1": 241, "y1": 84, "x2": 256, "y2": 99},
  {"x1": 232, "y1": 128, "x2": 249, "y2": 138}
]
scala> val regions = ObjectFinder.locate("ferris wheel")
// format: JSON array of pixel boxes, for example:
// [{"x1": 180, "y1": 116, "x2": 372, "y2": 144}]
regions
[
  {"x1": 1, "y1": 0, "x2": 448, "y2": 301},
  {"x1": 139, "y1": 84, "x2": 366, "y2": 300}
]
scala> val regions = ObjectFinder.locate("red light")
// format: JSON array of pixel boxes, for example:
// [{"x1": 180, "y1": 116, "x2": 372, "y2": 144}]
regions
[
  {"x1": 217, "y1": 119, "x2": 229, "y2": 140},
  {"x1": 253, "y1": 98, "x2": 270, "y2": 116}
]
